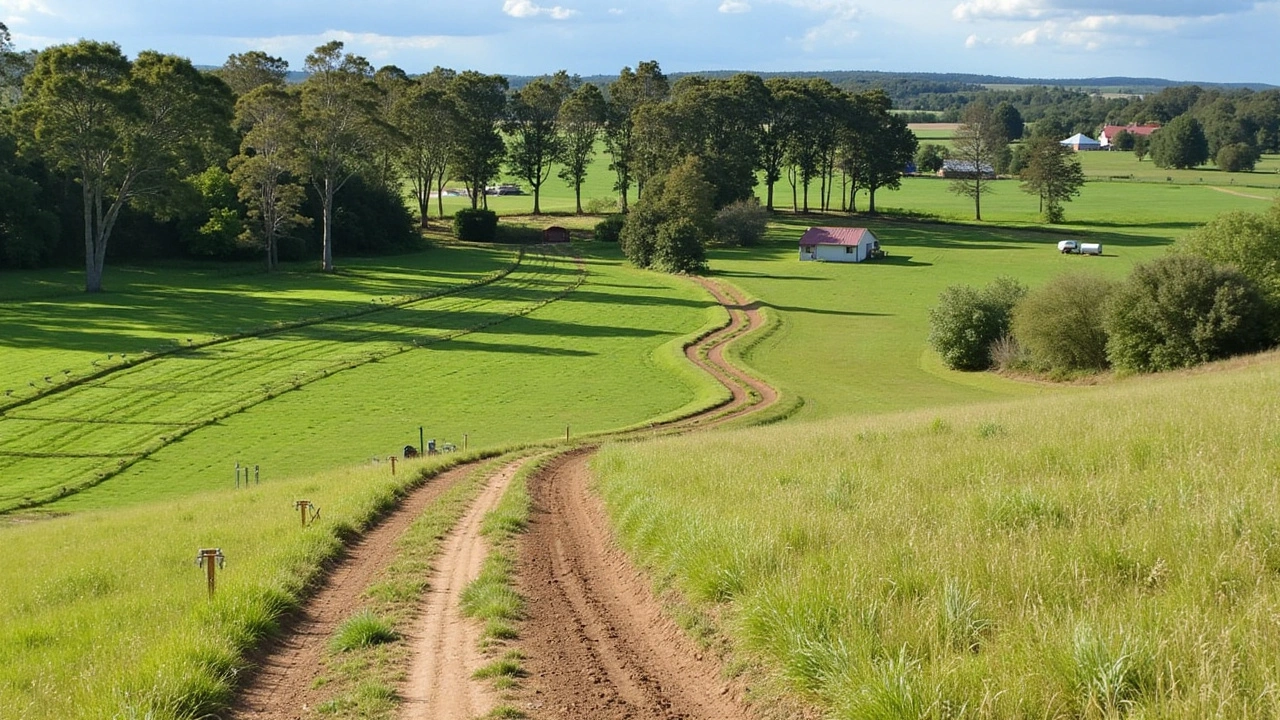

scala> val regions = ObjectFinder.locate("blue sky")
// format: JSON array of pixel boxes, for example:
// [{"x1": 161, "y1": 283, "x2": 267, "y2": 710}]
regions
[{"x1": 2, "y1": 0, "x2": 1277, "y2": 84}]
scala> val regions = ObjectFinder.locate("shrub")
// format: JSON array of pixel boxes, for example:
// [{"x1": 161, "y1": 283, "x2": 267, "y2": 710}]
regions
[
  {"x1": 1105, "y1": 254, "x2": 1273, "y2": 373},
  {"x1": 712, "y1": 198, "x2": 769, "y2": 247},
  {"x1": 594, "y1": 214, "x2": 625, "y2": 243},
  {"x1": 928, "y1": 277, "x2": 1027, "y2": 371},
  {"x1": 1216, "y1": 143, "x2": 1260, "y2": 173},
  {"x1": 1177, "y1": 201, "x2": 1280, "y2": 308},
  {"x1": 1011, "y1": 273, "x2": 1118, "y2": 372},
  {"x1": 452, "y1": 208, "x2": 498, "y2": 242},
  {"x1": 619, "y1": 204, "x2": 661, "y2": 268},
  {"x1": 652, "y1": 218, "x2": 707, "y2": 274}
]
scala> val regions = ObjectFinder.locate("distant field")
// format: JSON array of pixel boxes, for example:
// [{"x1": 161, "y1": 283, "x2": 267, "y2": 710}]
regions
[{"x1": 596, "y1": 351, "x2": 1280, "y2": 719}]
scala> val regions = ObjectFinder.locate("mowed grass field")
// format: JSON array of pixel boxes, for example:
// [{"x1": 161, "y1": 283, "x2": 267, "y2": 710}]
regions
[
  {"x1": 594, "y1": 352, "x2": 1280, "y2": 718},
  {"x1": 0, "y1": 243, "x2": 722, "y2": 512},
  {"x1": 714, "y1": 176, "x2": 1272, "y2": 419}
]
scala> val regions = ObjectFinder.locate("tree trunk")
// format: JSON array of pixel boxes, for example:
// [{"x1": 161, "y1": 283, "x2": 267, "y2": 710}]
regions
[
  {"x1": 435, "y1": 171, "x2": 446, "y2": 219},
  {"x1": 974, "y1": 186, "x2": 982, "y2": 222},
  {"x1": 766, "y1": 180, "x2": 774, "y2": 212},
  {"x1": 82, "y1": 182, "x2": 101, "y2": 293},
  {"x1": 532, "y1": 185, "x2": 541, "y2": 215},
  {"x1": 868, "y1": 185, "x2": 877, "y2": 215},
  {"x1": 322, "y1": 177, "x2": 335, "y2": 272},
  {"x1": 802, "y1": 179, "x2": 810, "y2": 214},
  {"x1": 575, "y1": 182, "x2": 583, "y2": 214}
]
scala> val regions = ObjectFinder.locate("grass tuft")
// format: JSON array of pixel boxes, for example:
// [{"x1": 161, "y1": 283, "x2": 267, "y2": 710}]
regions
[{"x1": 330, "y1": 611, "x2": 399, "y2": 653}]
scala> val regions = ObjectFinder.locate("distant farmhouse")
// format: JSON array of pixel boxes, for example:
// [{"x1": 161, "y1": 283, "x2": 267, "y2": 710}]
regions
[
  {"x1": 1099, "y1": 123, "x2": 1162, "y2": 149},
  {"x1": 938, "y1": 160, "x2": 995, "y2": 179},
  {"x1": 1061, "y1": 133, "x2": 1102, "y2": 151},
  {"x1": 798, "y1": 227, "x2": 883, "y2": 263}
]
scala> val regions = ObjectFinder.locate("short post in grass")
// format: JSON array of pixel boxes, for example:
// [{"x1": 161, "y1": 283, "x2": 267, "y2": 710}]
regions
[
  {"x1": 389, "y1": 456, "x2": 397, "y2": 476},
  {"x1": 294, "y1": 500, "x2": 319, "y2": 528},
  {"x1": 235, "y1": 463, "x2": 241, "y2": 489},
  {"x1": 419, "y1": 426, "x2": 425, "y2": 456},
  {"x1": 254, "y1": 465, "x2": 260, "y2": 485},
  {"x1": 464, "y1": 433, "x2": 469, "y2": 451},
  {"x1": 565, "y1": 424, "x2": 570, "y2": 441},
  {"x1": 195, "y1": 548, "x2": 225, "y2": 598}
]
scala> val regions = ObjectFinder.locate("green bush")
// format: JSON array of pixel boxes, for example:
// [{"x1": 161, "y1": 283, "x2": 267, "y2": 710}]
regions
[
  {"x1": 1177, "y1": 201, "x2": 1280, "y2": 308},
  {"x1": 928, "y1": 277, "x2": 1027, "y2": 371},
  {"x1": 1216, "y1": 143, "x2": 1260, "y2": 173},
  {"x1": 712, "y1": 198, "x2": 769, "y2": 247},
  {"x1": 1105, "y1": 254, "x2": 1273, "y2": 373},
  {"x1": 1012, "y1": 273, "x2": 1117, "y2": 373},
  {"x1": 594, "y1": 214, "x2": 625, "y2": 243},
  {"x1": 452, "y1": 208, "x2": 498, "y2": 242},
  {"x1": 619, "y1": 204, "x2": 661, "y2": 268},
  {"x1": 652, "y1": 219, "x2": 707, "y2": 274}
]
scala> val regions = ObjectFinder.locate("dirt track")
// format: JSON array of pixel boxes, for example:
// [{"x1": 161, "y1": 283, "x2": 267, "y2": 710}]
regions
[{"x1": 233, "y1": 270, "x2": 779, "y2": 719}]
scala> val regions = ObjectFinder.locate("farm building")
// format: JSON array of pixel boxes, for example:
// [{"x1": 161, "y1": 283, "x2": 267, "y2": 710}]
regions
[
  {"x1": 543, "y1": 226, "x2": 570, "y2": 243},
  {"x1": 1061, "y1": 133, "x2": 1102, "y2": 151},
  {"x1": 798, "y1": 227, "x2": 882, "y2": 263},
  {"x1": 937, "y1": 160, "x2": 995, "y2": 179},
  {"x1": 1099, "y1": 123, "x2": 1161, "y2": 148}
]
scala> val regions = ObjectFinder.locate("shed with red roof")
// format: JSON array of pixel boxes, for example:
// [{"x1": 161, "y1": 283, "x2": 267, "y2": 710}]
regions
[
  {"x1": 1099, "y1": 123, "x2": 1161, "y2": 148},
  {"x1": 798, "y1": 227, "x2": 882, "y2": 263}
]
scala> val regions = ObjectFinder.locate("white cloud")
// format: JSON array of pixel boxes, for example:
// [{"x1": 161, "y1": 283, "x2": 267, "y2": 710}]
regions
[
  {"x1": 608, "y1": 7, "x2": 624, "y2": 13},
  {"x1": 770, "y1": 0, "x2": 862, "y2": 49},
  {"x1": 0, "y1": 0, "x2": 55, "y2": 25},
  {"x1": 719, "y1": 0, "x2": 751, "y2": 12},
  {"x1": 502, "y1": 0, "x2": 578, "y2": 20},
  {"x1": 952, "y1": 0, "x2": 1045, "y2": 21},
  {"x1": 232, "y1": 30, "x2": 460, "y2": 62}
]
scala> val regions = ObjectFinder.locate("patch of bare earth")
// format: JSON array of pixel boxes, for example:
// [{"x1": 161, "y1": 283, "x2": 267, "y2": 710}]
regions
[
  {"x1": 399, "y1": 458, "x2": 530, "y2": 720},
  {"x1": 232, "y1": 462, "x2": 478, "y2": 720},
  {"x1": 515, "y1": 451, "x2": 751, "y2": 719}
]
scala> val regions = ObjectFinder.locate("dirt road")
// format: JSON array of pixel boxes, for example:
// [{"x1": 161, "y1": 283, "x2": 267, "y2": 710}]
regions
[{"x1": 235, "y1": 271, "x2": 780, "y2": 719}]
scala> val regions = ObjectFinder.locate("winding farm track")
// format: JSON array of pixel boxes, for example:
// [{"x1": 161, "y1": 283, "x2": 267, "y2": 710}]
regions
[{"x1": 230, "y1": 268, "x2": 781, "y2": 720}]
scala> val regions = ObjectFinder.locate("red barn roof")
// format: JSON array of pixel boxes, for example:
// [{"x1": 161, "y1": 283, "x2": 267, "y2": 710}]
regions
[
  {"x1": 1102, "y1": 123, "x2": 1161, "y2": 138},
  {"x1": 798, "y1": 227, "x2": 876, "y2": 247}
]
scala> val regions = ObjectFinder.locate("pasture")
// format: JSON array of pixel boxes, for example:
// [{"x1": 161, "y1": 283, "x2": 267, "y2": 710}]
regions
[{"x1": 594, "y1": 351, "x2": 1280, "y2": 718}]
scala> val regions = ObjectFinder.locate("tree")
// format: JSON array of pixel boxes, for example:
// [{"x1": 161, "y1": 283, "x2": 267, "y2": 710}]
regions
[
  {"x1": 214, "y1": 51, "x2": 288, "y2": 96},
  {"x1": 948, "y1": 102, "x2": 1007, "y2": 221},
  {"x1": 18, "y1": 42, "x2": 233, "y2": 292},
  {"x1": 1177, "y1": 201, "x2": 1280, "y2": 305},
  {"x1": 1149, "y1": 115, "x2": 1209, "y2": 169},
  {"x1": 1216, "y1": 142, "x2": 1259, "y2": 173},
  {"x1": 1132, "y1": 132, "x2": 1150, "y2": 162},
  {"x1": 1019, "y1": 135, "x2": 1085, "y2": 223},
  {"x1": 916, "y1": 143, "x2": 949, "y2": 174},
  {"x1": 928, "y1": 277, "x2": 1027, "y2": 371},
  {"x1": 0, "y1": 132, "x2": 59, "y2": 268},
  {"x1": 393, "y1": 69, "x2": 456, "y2": 226},
  {"x1": 369, "y1": 65, "x2": 412, "y2": 196},
  {"x1": 994, "y1": 102, "x2": 1024, "y2": 141},
  {"x1": 298, "y1": 41, "x2": 379, "y2": 272},
  {"x1": 557, "y1": 82, "x2": 606, "y2": 214},
  {"x1": 603, "y1": 61, "x2": 668, "y2": 211},
  {"x1": 229, "y1": 84, "x2": 308, "y2": 270},
  {"x1": 759, "y1": 78, "x2": 804, "y2": 211},
  {"x1": 504, "y1": 71, "x2": 571, "y2": 215},
  {"x1": 447, "y1": 71, "x2": 508, "y2": 209},
  {"x1": 846, "y1": 91, "x2": 917, "y2": 215},
  {"x1": 1105, "y1": 255, "x2": 1272, "y2": 372},
  {"x1": 1011, "y1": 273, "x2": 1117, "y2": 372},
  {"x1": 619, "y1": 155, "x2": 714, "y2": 272},
  {"x1": 1110, "y1": 129, "x2": 1135, "y2": 151}
]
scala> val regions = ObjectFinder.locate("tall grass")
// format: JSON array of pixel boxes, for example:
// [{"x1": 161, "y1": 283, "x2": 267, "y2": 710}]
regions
[
  {"x1": 594, "y1": 352, "x2": 1280, "y2": 718},
  {"x1": 0, "y1": 451, "x2": 492, "y2": 719}
]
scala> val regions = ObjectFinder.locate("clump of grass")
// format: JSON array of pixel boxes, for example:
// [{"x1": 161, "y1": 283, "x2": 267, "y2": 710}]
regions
[
  {"x1": 482, "y1": 706, "x2": 527, "y2": 719},
  {"x1": 939, "y1": 580, "x2": 990, "y2": 653},
  {"x1": 976, "y1": 421, "x2": 1006, "y2": 438},
  {"x1": 988, "y1": 488, "x2": 1069, "y2": 531},
  {"x1": 473, "y1": 651, "x2": 526, "y2": 680},
  {"x1": 330, "y1": 611, "x2": 399, "y2": 653},
  {"x1": 1060, "y1": 627, "x2": 1155, "y2": 718}
]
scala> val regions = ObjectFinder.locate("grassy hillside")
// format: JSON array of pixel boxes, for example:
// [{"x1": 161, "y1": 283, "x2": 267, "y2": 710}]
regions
[
  {"x1": 594, "y1": 351, "x2": 1280, "y2": 719},
  {"x1": 0, "y1": 451, "x2": 492, "y2": 720}
]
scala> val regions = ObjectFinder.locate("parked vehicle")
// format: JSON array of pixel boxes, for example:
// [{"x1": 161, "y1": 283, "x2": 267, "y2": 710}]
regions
[
  {"x1": 484, "y1": 183, "x2": 524, "y2": 196},
  {"x1": 1080, "y1": 243, "x2": 1102, "y2": 255},
  {"x1": 1057, "y1": 240, "x2": 1078, "y2": 253},
  {"x1": 1057, "y1": 240, "x2": 1102, "y2": 256}
]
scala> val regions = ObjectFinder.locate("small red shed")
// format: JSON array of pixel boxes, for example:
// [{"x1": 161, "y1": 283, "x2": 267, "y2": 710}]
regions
[{"x1": 543, "y1": 226, "x2": 571, "y2": 243}]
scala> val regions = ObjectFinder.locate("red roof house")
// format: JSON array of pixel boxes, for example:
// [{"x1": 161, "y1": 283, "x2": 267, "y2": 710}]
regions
[
  {"x1": 1099, "y1": 123, "x2": 1161, "y2": 148},
  {"x1": 798, "y1": 227, "x2": 882, "y2": 263}
]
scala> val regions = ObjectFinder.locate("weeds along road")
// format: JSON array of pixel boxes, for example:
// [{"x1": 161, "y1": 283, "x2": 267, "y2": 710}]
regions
[{"x1": 232, "y1": 272, "x2": 780, "y2": 720}]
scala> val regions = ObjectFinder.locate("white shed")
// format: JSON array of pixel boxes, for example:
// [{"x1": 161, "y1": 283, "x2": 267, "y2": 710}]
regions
[{"x1": 798, "y1": 227, "x2": 881, "y2": 263}]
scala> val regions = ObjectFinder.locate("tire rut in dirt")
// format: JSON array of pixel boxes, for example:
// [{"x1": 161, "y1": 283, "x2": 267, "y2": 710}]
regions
[
  {"x1": 516, "y1": 451, "x2": 750, "y2": 719},
  {"x1": 231, "y1": 462, "x2": 477, "y2": 720}
]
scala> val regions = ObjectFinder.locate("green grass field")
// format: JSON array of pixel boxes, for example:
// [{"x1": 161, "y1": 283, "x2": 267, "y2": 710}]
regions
[{"x1": 594, "y1": 351, "x2": 1280, "y2": 719}]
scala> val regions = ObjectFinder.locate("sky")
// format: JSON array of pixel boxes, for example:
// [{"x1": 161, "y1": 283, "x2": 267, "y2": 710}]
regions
[{"x1": 2, "y1": 0, "x2": 1277, "y2": 85}]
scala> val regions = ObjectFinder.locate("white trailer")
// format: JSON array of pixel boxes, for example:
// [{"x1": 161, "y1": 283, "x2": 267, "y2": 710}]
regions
[{"x1": 1080, "y1": 243, "x2": 1102, "y2": 255}]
